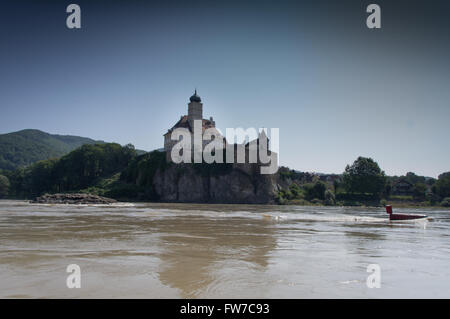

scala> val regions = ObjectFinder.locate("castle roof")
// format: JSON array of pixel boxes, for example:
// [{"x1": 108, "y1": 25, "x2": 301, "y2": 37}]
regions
[{"x1": 163, "y1": 115, "x2": 216, "y2": 136}]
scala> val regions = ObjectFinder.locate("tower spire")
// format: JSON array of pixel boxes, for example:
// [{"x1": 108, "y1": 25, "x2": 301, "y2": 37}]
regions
[{"x1": 189, "y1": 89, "x2": 201, "y2": 103}]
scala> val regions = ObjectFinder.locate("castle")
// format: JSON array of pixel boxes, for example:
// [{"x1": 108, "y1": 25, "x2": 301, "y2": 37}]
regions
[
  {"x1": 163, "y1": 91, "x2": 277, "y2": 174},
  {"x1": 163, "y1": 90, "x2": 224, "y2": 161}
]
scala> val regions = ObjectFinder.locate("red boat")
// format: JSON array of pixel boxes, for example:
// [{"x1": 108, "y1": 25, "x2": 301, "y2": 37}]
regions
[{"x1": 385, "y1": 205, "x2": 427, "y2": 220}]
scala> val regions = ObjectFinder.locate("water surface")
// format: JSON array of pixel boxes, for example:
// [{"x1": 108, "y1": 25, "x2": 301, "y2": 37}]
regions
[{"x1": 0, "y1": 200, "x2": 449, "y2": 298}]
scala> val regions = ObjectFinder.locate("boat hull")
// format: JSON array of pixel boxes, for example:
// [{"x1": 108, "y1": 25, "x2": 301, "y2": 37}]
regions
[
  {"x1": 385, "y1": 205, "x2": 427, "y2": 221},
  {"x1": 389, "y1": 213, "x2": 427, "y2": 220}
]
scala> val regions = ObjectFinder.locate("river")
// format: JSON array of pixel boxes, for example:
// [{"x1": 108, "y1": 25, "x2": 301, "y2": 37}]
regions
[{"x1": 0, "y1": 200, "x2": 449, "y2": 298}]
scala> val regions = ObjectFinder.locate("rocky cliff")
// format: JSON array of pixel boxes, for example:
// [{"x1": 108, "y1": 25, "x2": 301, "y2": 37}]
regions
[{"x1": 152, "y1": 163, "x2": 279, "y2": 204}]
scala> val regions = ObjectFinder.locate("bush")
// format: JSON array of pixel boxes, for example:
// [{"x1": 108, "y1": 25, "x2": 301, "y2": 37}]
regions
[{"x1": 441, "y1": 197, "x2": 450, "y2": 207}]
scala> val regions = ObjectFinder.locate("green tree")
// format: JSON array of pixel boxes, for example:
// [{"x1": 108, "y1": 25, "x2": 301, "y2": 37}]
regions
[
  {"x1": 426, "y1": 191, "x2": 440, "y2": 205},
  {"x1": 412, "y1": 183, "x2": 427, "y2": 201},
  {"x1": 426, "y1": 178, "x2": 436, "y2": 186},
  {"x1": 333, "y1": 180, "x2": 340, "y2": 194},
  {"x1": 438, "y1": 172, "x2": 450, "y2": 179},
  {"x1": 405, "y1": 172, "x2": 426, "y2": 185},
  {"x1": 8, "y1": 143, "x2": 137, "y2": 197},
  {"x1": 304, "y1": 181, "x2": 326, "y2": 200},
  {"x1": 343, "y1": 157, "x2": 387, "y2": 196},
  {"x1": 0, "y1": 174, "x2": 10, "y2": 198},
  {"x1": 433, "y1": 172, "x2": 450, "y2": 199},
  {"x1": 383, "y1": 180, "x2": 392, "y2": 199},
  {"x1": 289, "y1": 183, "x2": 303, "y2": 199},
  {"x1": 23, "y1": 159, "x2": 58, "y2": 196}
]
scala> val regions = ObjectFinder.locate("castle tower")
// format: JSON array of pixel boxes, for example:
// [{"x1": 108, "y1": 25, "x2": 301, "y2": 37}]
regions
[{"x1": 187, "y1": 89, "x2": 203, "y2": 129}]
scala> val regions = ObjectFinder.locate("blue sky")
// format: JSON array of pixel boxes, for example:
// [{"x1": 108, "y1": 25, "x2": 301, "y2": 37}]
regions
[{"x1": 0, "y1": 0, "x2": 449, "y2": 177}]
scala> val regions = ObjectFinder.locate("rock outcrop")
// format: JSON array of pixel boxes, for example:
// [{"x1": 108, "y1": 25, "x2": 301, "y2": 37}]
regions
[
  {"x1": 152, "y1": 163, "x2": 279, "y2": 204},
  {"x1": 31, "y1": 193, "x2": 117, "y2": 204}
]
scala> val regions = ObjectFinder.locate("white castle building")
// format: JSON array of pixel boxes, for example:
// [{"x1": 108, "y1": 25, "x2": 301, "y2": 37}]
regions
[
  {"x1": 163, "y1": 91, "x2": 276, "y2": 174},
  {"x1": 163, "y1": 90, "x2": 224, "y2": 161}
]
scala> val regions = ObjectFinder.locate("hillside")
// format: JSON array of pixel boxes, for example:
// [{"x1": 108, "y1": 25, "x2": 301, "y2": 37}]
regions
[{"x1": 0, "y1": 129, "x2": 105, "y2": 171}]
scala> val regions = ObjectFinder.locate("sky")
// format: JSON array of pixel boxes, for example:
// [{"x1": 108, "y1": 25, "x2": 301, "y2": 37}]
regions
[{"x1": 0, "y1": 0, "x2": 449, "y2": 177}]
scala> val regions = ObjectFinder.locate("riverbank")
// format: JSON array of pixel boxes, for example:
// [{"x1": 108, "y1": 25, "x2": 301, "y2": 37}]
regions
[
  {"x1": 20, "y1": 194, "x2": 449, "y2": 209},
  {"x1": 280, "y1": 198, "x2": 448, "y2": 209}
]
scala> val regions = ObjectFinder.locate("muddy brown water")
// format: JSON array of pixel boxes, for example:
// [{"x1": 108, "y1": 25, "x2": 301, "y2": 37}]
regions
[{"x1": 0, "y1": 200, "x2": 449, "y2": 298}]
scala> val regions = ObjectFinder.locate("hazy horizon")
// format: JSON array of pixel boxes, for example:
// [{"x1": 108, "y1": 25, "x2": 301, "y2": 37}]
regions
[{"x1": 1, "y1": 0, "x2": 449, "y2": 178}]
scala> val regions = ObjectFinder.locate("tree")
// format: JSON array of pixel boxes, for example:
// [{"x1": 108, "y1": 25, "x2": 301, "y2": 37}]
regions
[
  {"x1": 426, "y1": 178, "x2": 436, "y2": 186},
  {"x1": 343, "y1": 157, "x2": 387, "y2": 196},
  {"x1": 0, "y1": 174, "x2": 10, "y2": 198},
  {"x1": 433, "y1": 172, "x2": 450, "y2": 199},
  {"x1": 405, "y1": 172, "x2": 426, "y2": 185},
  {"x1": 333, "y1": 180, "x2": 340, "y2": 194},
  {"x1": 289, "y1": 183, "x2": 302, "y2": 199},
  {"x1": 304, "y1": 181, "x2": 326, "y2": 200},
  {"x1": 412, "y1": 183, "x2": 427, "y2": 201},
  {"x1": 424, "y1": 189, "x2": 439, "y2": 205},
  {"x1": 383, "y1": 180, "x2": 392, "y2": 199},
  {"x1": 7, "y1": 143, "x2": 138, "y2": 198},
  {"x1": 23, "y1": 159, "x2": 58, "y2": 196},
  {"x1": 438, "y1": 172, "x2": 450, "y2": 180}
]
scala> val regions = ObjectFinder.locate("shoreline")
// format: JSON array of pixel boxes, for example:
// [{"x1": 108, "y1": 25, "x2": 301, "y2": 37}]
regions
[{"x1": 2, "y1": 197, "x2": 449, "y2": 210}]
